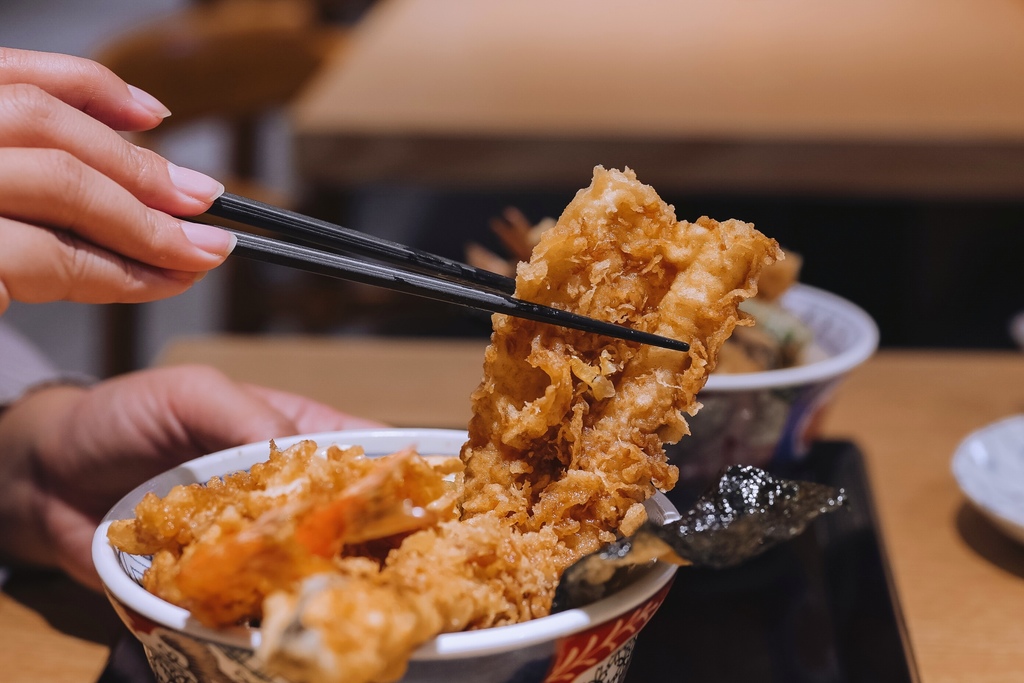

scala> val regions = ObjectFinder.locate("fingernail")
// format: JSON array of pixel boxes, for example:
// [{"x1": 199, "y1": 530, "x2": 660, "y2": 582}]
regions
[
  {"x1": 181, "y1": 221, "x2": 237, "y2": 257},
  {"x1": 168, "y1": 163, "x2": 225, "y2": 203},
  {"x1": 127, "y1": 84, "x2": 171, "y2": 119}
]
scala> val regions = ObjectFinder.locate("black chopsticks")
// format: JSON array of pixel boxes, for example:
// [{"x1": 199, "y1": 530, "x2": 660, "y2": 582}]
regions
[
  {"x1": 208, "y1": 193, "x2": 516, "y2": 294},
  {"x1": 203, "y1": 194, "x2": 690, "y2": 353}
]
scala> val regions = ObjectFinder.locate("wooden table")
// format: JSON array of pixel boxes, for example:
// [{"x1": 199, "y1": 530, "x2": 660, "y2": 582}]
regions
[
  {"x1": 293, "y1": 0, "x2": 1024, "y2": 198},
  {"x1": 3, "y1": 341, "x2": 1023, "y2": 682}
]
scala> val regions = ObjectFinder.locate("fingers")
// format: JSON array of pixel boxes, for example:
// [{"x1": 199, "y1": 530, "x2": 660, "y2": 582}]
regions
[
  {"x1": 158, "y1": 368, "x2": 384, "y2": 448},
  {"x1": 0, "y1": 148, "x2": 235, "y2": 308},
  {"x1": 142, "y1": 365, "x2": 307, "y2": 454},
  {"x1": 0, "y1": 217, "x2": 199, "y2": 313},
  {"x1": 0, "y1": 82, "x2": 222, "y2": 216},
  {"x1": 0, "y1": 50, "x2": 234, "y2": 308},
  {"x1": 0, "y1": 147, "x2": 233, "y2": 267},
  {"x1": 85, "y1": 366, "x2": 382, "y2": 466},
  {"x1": 0, "y1": 47, "x2": 169, "y2": 131},
  {"x1": 245, "y1": 384, "x2": 387, "y2": 433},
  {"x1": 31, "y1": 367, "x2": 303, "y2": 511}
]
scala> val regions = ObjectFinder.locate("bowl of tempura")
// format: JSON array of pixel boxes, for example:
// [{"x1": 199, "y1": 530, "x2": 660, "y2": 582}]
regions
[{"x1": 94, "y1": 429, "x2": 680, "y2": 683}]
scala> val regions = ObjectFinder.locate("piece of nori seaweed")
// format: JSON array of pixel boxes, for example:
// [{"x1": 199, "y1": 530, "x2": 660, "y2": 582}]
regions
[{"x1": 551, "y1": 465, "x2": 846, "y2": 612}]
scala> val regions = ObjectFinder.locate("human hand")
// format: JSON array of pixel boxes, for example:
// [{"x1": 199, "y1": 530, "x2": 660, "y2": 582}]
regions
[
  {"x1": 0, "y1": 47, "x2": 236, "y2": 315},
  {"x1": 0, "y1": 365, "x2": 382, "y2": 589}
]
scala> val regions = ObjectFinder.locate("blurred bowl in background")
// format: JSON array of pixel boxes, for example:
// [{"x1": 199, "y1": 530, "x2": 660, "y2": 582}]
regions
[
  {"x1": 1011, "y1": 310, "x2": 1024, "y2": 350},
  {"x1": 671, "y1": 284, "x2": 879, "y2": 485},
  {"x1": 93, "y1": 429, "x2": 679, "y2": 683}
]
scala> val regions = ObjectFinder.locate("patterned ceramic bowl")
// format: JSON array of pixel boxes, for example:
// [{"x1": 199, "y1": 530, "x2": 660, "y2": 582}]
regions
[
  {"x1": 671, "y1": 284, "x2": 879, "y2": 484},
  {"x1": 93, "y1": 428, "x2": 679, "y2": 683}
]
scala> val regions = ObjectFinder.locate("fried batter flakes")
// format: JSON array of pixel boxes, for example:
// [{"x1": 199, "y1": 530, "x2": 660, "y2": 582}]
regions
[
  {"x1": 262, "y1": 517, "x2": 570, "y2": 683},
  {"x1": 461, "y1": 167, "x2": 783, "y2": 556},
  {"x1": 108, "y1": 441, "x2": 461, "y2": 626},
  {"x1": 108, "y1": 167, "x2": 781, "y2": 683}
]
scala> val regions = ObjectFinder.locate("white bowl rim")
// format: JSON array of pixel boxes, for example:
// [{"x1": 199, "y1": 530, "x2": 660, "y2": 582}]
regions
[
  {"x1": 701, "y1": 283, "x2": 879, "y2": 392},
  {"x1": 93, "y1": 428, "x2": 679, "y2": 660},
  {"x1": 950, "y1": 414, "x2": 1024, "y2": 546}
]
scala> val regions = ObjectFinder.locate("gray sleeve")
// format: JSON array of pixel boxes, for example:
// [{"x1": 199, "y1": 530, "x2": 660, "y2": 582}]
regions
[{"x1": 0, "y1": 320, "x2": 67, "y2": 405}]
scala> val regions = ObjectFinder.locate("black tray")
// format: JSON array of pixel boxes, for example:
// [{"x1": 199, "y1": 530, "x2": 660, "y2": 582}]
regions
[
  {"x1": 99, "y1": 441, "x2": 917, "y2": 683},
  {"x1": 627, "y1": 440, "x2": 918, "y2": 682}
]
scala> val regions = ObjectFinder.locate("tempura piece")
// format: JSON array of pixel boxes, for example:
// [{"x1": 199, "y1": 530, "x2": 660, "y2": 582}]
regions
[
  {"x1": 468, "y1": 206, "x2": 806, "y2": 375},
  {"x1": 262, "y1": 516, "x2": 568, "y2": 683},
  {"x1": 460, "y1": 166, "x2": 783, "y2": 557},
  {"x1": 109, "y1": 441, "x2": 461, "y2": 626}
]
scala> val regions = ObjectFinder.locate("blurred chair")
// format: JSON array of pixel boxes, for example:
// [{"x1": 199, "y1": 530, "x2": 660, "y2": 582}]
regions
[{"x1": 93, "y1": 0, "x2": 348, "y2": 376}]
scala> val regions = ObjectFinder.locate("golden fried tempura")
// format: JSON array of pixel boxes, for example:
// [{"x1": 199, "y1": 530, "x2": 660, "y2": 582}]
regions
[
  {"x1": 262, "y1": 517, "x2": 569, "y2": 683},
  {"x1": 108, "y1": 441, "x2": 461, "y2": 626},
  {"x1": 461, "y1": 166, "x2": 783, "y2": 555},
  {"x1": 110, "y1": 166, "x2": 781, "y2": 683}
]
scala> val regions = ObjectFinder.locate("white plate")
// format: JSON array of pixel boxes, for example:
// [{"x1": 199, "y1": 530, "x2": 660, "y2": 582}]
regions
[{"x1": 951, "y1": 415, "x2": 1024, "y2": 545}]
